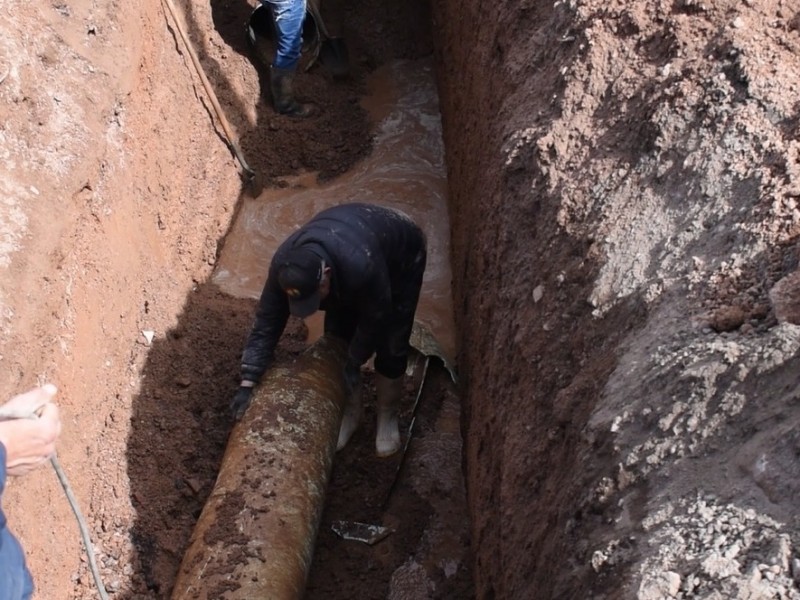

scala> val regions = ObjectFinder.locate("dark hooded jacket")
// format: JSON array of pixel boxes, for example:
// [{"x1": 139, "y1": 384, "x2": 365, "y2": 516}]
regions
[{"x1": 241, "y1": 203, "x2": 426, "y2": 383}]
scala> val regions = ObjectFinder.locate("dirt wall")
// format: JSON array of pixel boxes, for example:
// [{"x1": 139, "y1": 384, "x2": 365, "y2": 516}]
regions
[
  {"x1": 1, "y1": 0, "x2": 245, "y2": 596},
  {"x1": 3, "y1": 0, "x2": 440, "y2": 597},
  {"x1": 434, "y1": 0, "x2": 800, "y2": 598}
]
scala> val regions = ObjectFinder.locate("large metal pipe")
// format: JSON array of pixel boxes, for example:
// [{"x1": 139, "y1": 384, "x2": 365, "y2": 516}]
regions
[{"x1": 171, "y1": 334, "x2": 347, "y2": 600}]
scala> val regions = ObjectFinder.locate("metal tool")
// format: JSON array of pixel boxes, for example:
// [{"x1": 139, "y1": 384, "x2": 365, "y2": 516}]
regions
[
  {"x1": 331, "y1": 520, "x2": 393, "y2": 545},
  {"x1": 305, "y1": 0, "x2": 350, "y2": 77},
  {"x1": 162, "y1": 0, "x2": 262, "y2": 196}
]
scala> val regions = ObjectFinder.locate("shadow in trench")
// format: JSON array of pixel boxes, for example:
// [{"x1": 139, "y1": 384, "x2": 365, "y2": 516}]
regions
[
  {"x1": 124, "y1": 283, "x2": 248, "y2": 596},
  {"x1": 205, "y1": 0, "x2": 374, "y2": 184},
  {"x1": 122, "y1": 292, "x2": 473, "y2": 600},
  {"x1": 123, "y1": 283, "x2": 308, "y2": 597},
  {"x1": 121, "y1": 0, "x2": 455, "y2": 597}
]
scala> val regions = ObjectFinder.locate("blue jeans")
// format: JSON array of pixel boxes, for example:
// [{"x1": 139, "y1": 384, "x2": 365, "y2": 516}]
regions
[
  {"x1": 0, "y1": 442, "x2": 34, "y2": 600},
  {"x1": 261, "y1": 0, "x2": 306, "y2": 71},
  {"x1": 0, "y1": 528, "x2": 34, "y2": 600}
]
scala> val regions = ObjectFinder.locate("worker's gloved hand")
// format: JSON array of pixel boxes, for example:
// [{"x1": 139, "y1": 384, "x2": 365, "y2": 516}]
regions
[
  {"x1": 230, "y1": 385, "x2": 254, "y2": 421},
  {"x1": 343, "y1": 359, "x2": 361, "y2": 396}
]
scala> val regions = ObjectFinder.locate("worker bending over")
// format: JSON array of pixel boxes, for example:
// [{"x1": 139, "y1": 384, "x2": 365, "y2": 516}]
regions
[{"x1": 231, "y1": 202, "x2": 427, "y2": 457}]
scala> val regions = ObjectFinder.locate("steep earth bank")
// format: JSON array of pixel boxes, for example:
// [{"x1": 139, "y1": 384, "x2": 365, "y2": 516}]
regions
[
  {"x1": 1, "y1": 0, "x2": 244, "y2": 597},
  {"x1": 435, "y1": 0, "x2": 800, "y2": 598}
]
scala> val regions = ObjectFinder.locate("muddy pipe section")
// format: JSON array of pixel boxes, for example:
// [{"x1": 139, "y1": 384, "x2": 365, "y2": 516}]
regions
[{"x1": 171, "y1": 335, "x2": 347, "y2": 599}]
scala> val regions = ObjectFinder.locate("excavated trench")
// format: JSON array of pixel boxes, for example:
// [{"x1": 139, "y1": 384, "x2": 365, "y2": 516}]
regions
[
  {"x1": 125, "y1": 2, "x2": 476, "y2": 599},
  {"x1": 165, "y1": 58, "x2": 472, "y2": 599},
  {"x1": 4, "y1": 0, "x2": 624, "y2": 598},
  {"x1": 6, "y1": 0, "x2": 800, "y2": 599}
]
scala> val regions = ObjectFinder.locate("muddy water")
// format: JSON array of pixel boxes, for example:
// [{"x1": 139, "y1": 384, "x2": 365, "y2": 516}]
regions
[
  {"x1": 212, "y1": 60, "x2": 471, "y2": 597},
  {"x1": 212, "y1": 58, "x2": 455, "y2": 360}
]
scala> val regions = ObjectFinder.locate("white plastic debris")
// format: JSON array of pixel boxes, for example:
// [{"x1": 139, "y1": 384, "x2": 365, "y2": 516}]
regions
[{"x1": 331, "y1": 521, "x2": 393, "y2": 545}]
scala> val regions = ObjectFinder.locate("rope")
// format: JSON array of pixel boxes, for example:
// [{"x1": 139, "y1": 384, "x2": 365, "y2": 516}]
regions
[
  {"x1": 51, "y1": 455, "x2": 110, "y2": 600},
  {"x1": 0, "y1": 406, "x2": 109, "y2": 599}
]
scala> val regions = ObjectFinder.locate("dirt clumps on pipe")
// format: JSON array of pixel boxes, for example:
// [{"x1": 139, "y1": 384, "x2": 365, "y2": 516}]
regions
[{"x1": 171, "y1": 335, "x2": 347, "y2": 600}]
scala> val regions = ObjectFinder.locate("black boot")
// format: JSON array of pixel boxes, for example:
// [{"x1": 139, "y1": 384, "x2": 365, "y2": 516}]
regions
[{"x1": 269, "y1": 66, "x2": 315, "y2": 117}]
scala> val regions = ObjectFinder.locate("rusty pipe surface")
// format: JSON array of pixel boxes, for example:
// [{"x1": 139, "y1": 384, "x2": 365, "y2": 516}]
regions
[{"x1": 171, "y1": 335, "x2": 348, "y2": 600}]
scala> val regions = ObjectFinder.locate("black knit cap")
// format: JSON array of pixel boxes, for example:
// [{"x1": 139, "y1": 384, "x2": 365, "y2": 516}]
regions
[{"x1": 277, "y1": 247, "x2": 324, "y2": 318}]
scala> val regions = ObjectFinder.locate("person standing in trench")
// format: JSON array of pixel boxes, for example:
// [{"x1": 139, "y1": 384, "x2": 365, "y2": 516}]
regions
[
  {"x1": 259, "y1": 0, "x2": 315, "y2": 117},
  {"x1": 230, "y1": 202, "x2": 427, "y2": 457}
]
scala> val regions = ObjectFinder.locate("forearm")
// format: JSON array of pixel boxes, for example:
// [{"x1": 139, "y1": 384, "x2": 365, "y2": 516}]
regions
[
  {"x1": 241, "y1": 284, "x2": 290, "y2": 383},
  {"x1": 347, "y1": 275, "x2": 390, "y2": 365},
  {"x1": 241, "y1": 315, "x2": 289, "y2": 382},
  {"x1": 241, "y1": 328, "x2": 279, "y2": 383}
]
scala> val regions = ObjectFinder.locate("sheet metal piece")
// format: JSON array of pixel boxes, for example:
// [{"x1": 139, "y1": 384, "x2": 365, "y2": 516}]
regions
[
  {"x1": 171, "y1": 335, "x2": 347, "y2": 600},
  {"x1": 330, "y1": 521, "x2": 394, "y2": 545},
  {"x1": 409, "y1": 320, "x2": 457, "y2": 382}
]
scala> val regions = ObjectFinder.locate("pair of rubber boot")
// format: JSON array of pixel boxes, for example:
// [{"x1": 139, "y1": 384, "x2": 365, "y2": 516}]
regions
[
  {"x1": 337, "y1": 373, "x2": 403, "y2": 457},
  {"x1": 269, "y1": 66, "x2": 314, "y2": 118}
]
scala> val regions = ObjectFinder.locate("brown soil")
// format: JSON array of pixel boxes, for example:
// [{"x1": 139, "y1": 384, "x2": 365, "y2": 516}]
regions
[
  {"x1": 3, "y1": 0, "x2": 464, "y2": 598},
  {"x1": 2, "y1": 0, "x2": 800, "y2": 599},
  {"x1": 436, "y1": 0, "x2": 800, "y2": 598}
]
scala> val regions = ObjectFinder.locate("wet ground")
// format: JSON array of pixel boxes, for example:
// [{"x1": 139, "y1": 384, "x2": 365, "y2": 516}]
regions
[
  {"x1": 213, "y1": 59, "x2": 456, "y2": 359},
  {"x1": 307, "y1": 364, "x2": 472, "y2": 599},
  {"x1": 209, "y1": 58, "x2": 472, "y2": 598}
]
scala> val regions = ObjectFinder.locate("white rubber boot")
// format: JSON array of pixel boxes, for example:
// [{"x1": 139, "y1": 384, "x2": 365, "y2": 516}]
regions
[
  {"x1": 375, "y1": 374, "x2": 403, "y2": 457},
  {"x1": 337, "y1": 382, "x2": 362, "y2": 451}
]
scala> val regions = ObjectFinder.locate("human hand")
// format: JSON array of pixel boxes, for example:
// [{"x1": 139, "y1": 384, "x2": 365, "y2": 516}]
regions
[
  {"x1": 343, "y1": 360, "x2": 361, "y2": 396},
  {"x1": 230, "y1": 385, "x2": 254, "y2": 421},
  {"x1": 0, "y1": 384, "x2": 61, "y2": 477}
]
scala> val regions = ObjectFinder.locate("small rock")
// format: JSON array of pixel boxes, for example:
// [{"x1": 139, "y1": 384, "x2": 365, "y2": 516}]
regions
[
  {"x1": 769, "y1": 271, "x2": 800, "y2": 324},
  {"x1": 664, "y1": 571, "x2": 681, "y2": 595},
  {"x1": 185, "y1": 477, "x2": 203, "y2": 494},
  {"x1": 709, "y1": 306, "x2": 745, "y2": 332}
]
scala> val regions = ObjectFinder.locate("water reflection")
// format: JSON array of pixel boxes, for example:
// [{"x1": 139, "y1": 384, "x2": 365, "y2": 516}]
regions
[{"x1": 213, "y1": 58, "x2": 455, "y2": 360}]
